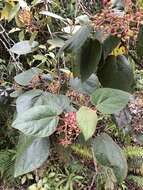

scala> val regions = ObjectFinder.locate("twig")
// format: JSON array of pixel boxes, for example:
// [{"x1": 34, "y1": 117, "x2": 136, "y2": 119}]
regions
[
  {"x1": 0, "y1": 31, "x2": 23, "y2": 71},
  {"x1": 89, "y1": 174, "x2": 96, "y2": 190},
  {"x1": 75, "y1": 0, "x2": 80, "y2": 18},
  {"x1": 88, "y1": 148, "x2": 98, "y2": 190},
  {"x1": 79, "y1": 2, "x2": 94, "y2": 18}
]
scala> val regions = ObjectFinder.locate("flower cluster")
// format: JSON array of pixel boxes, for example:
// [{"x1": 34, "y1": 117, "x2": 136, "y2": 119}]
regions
[
  {"x1": 92, "y1": 1, "x2": 143, "y2": 42},
  {"x1": 56, "y1": 112, "x2": 80, "y2": 146},
  {"x1": 66, "y1": 90, "x2": 90, "y2": 107},
  {"x1": 129, "y1": 92, "x2": 143, "y2": 134}
]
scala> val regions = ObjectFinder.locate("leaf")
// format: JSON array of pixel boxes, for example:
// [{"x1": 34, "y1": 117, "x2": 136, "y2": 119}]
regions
[
  {"x1": 16, "y1": 135, "x2": 34, "y2": 158},
  {"x1": 76, "y1": 106, "x2": 98, "y2": 141},
  {"x1": 19, "y1": 0, "x2": 28, "y2": 9},
  {"x1": 136, "y1": 24, "x2": 143, "y2": 58},
  {"x1": 29, "y1": 31, "x2": 38, "y2": 45},
  {"x1": 59, "y1": 25, "x2": 92, "y2": 54},
  {"x1": 75, "y1": 15, "x2": 90, "y2": 25},
  {"x1": 32, "y1": 0, "x2": 43, "y2": 5},
  {"x1": 78, "y1": 38, "x2": 102, "y2": 81},
  {"x1": 14, "y1": 67, "x2": 42, "y2": 86},
  {"x1": 111, "y1": 0, "x2": 125, "y2": 9},
  {"x1": 97, "y1": 55, "x2": 134, "y2": 92},
  {"x1": 14, "y1": 135, "x2": 50, "y2": 177},
  {"x1": 47, "y1": 38, "x2": 65, "y2": 50},
  {"x1": 12, "y1": 105, "x2": 61, "y2": 137},
  {"x1": 16, "y1": 89, "x2": 43, "y2": 113},
  {"x1": 10, "y1": 40, "x2": 39, "y2": 55},
  {"x1": 103, "y1": 35, "x2": 120, "y2": 59},
  {"x1": 1, "y1": 3, "x2": 12, "y2": 20},
  {"x1": 91, "y1": 88, "x2": 131, "y2": 114},
  {"x1": 136, "y1": 134, "x2": 143, "y2": 145},
  {"x1": 18, "y1": 30, "x2": 25, "y2": 41},
  {"x1": 70, "y1": 74, "x2": 100, "y2": 95},
  {"x1": 34, "y1": 92, "x2": 75, "y2": 112},
  {"x1": 40, "y1": 11, "x2": 65, "y2": 21},
  {"x1": 21, "y1": 176, "x2": 27, "y2": 184},
  {"x1": 8, "y1": 3, "x2": 20, "y2": 22},
  {"x1": 112, "y1": 107, "x2": 132, "y2": 129},
  {"x1": 15, "y1": 91, "x2": 74, "y2": 136},
  {"x1": 92, "y1": 133, "x2": 128, "y2": 183}
]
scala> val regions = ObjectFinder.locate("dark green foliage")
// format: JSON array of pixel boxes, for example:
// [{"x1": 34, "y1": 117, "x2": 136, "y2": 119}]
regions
[
  {"x1": 92, "y1": 133, "x2": 128, "y2": 183},
  {"x1": 91, "y1": 88, "x2": 131, "y2": 114},
  {"x1": 102, "y1": 35, "x2": 120, "y2": 59},
  {"x1": 0, "y1": 1, "x2": 138, "y2": 189},
  {"x1": 60, "y1": 26, "x2": 102, "y2": 81},
  {"x1": 59, "y1": 25, "x2": 92, "y2": 54},
  {"x1": 69, "y1": 74, "x2": 99, "y2": 95},
  {"x1": 97, "y1": 55, "x2": 134, "y2": 92},
  {"x1": 78, "y1": 38, "x2": 102, "y2": 81},
  {"x1": 136, "y1": 24, "x2": 143, "y2": 58}
]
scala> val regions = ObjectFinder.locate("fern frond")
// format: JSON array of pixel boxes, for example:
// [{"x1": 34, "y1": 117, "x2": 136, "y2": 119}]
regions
[
  {"x1": 96, "y1": 165, "x2": 117, "y2": 190},
  {"x1": 128, "y1": 157, "x2": 143, "y2": 176},
  {"x1": 70, "y1": 143, "x2": 92, "y2": 160},
  {"x1": 124, "y1": 146, "x2": 143, "y2": 176},
  {"x1": 128, "y1": 175, "x2": 143, "y2": 188},
  {"x1": 0, "y1": 149, "x2": 15, "y2": 182},
  {"x1": 124, "y1": 146, "x2": 143, "y2": 158}
]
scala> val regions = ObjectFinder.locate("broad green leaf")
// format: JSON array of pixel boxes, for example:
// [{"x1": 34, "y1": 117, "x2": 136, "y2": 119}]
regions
[
  {"x1": 14, "y1": 67, "x2": 42, "y2": 86},
  {"x1": 70, "y1": 74, "x2": 100, "y2": 95},
  {"x1": 78, "y1": 38, "x2": 102, "y2": 81},
  {"x1": 97, "y1": 55, "x2": 134, "y2": 92},
  {"x1": 16, "y1": 89, "x2": 43, "y2": 113},
  {"x1": 103, "y1": 35, "x2": 120, "y2": 59},
  {"x1": 14, "y1": 135, "x2": 50, "y2": 177},
  {"x1": 16, "y1": 134, "x2": 35, "y2": 158},
  {"x1": 91, "y1": 88, "x2": 131, "y2": 114},
  {"x1": 136, "y1": 24, "x2": 143, "y2": 58},
  {"x1": 59, "y1": 25, "x2": 92, "y2": 54},
  {"x1": 92, "y1": 133, "x2": 128, "y2": 183},
  {"x1": 16, "y1": 90, "x2": 74, "y2": 120},
  {"x1": 10, "y1": 40, "x2": 39, "y2": 55},
  {"x1": 12, "y1": 105, "x2": 61, "y2": 137},
  {"x1": 34, "y1": 92, "x2": 75, "y2": 112},
  {"x1": 76, "y1": 106, "x2": 98, "y2": 141},
  {"x1": 113, "y1": 108, "x2": 132, "y2": 129}
]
